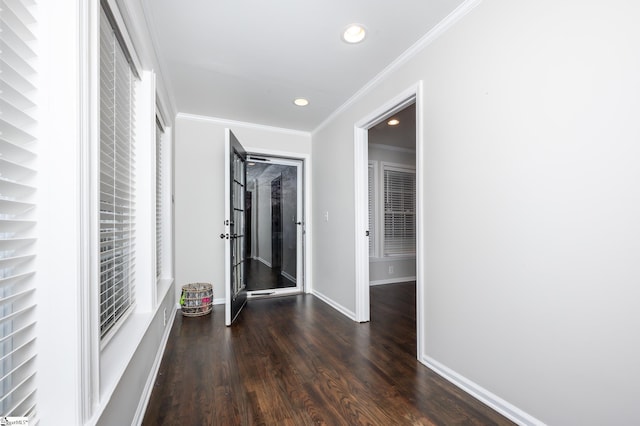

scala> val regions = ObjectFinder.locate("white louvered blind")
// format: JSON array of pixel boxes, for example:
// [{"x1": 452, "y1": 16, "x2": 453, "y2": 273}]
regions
[
  {"x1": 0, "y1": 0, "x2": 38, "y2": 419},
  {"x1": 155, "y1": 119, "x2": 163, "y2": 280},
  {"x1": 367, "y1": 162, "x2": 375, "y2": 257},
  {"x1": 99, "y1": 8, "x2": 137, "y2": 339},
  {"x1": 383, "y1": 167, "x2": 416, "y2": 256}
]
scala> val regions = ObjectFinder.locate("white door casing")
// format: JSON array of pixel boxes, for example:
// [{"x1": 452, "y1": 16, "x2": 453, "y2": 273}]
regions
[{"x1": 353, "y1": 82, "x2": 425, "y2": 360}]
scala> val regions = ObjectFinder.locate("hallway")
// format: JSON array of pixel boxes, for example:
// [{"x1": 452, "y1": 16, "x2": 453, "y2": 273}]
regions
[{"x1": 143, "y1": 283, "x2": 512, "y2": 425}]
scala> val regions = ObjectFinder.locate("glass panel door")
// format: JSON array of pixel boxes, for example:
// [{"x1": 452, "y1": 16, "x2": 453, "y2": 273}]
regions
[{"x1": 224, "y1": 130, "x2": 247, "y2": 325}]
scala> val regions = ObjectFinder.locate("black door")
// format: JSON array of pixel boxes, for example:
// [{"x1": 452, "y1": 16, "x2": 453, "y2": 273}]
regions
[{"x1": 224, "y1": 129, "x2": 247, "y2": 326}]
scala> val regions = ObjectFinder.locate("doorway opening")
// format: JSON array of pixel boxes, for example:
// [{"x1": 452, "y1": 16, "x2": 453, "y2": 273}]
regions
[
  {"x1": 367, "y1": 102, "x2": 416, "y2": 286},
  {"x1": 354, "y1": 82, "x2": 424, "y2": 360},
  {"x1": 244, "y1": 155, "x2": 304, "y2": 297}
]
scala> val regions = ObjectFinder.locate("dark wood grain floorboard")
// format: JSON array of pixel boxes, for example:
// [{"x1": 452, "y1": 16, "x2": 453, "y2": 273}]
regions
[
  {"x1": 143, "y1": 282, "x2": 514, "y2": 425},
  {"x1": 245, "y1": 258, "x2": 295, "y2": 291}
]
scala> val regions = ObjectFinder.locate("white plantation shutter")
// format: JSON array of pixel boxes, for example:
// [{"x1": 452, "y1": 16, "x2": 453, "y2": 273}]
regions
[
  {"x1": 367, "y1": 162, "x2": 375, "y2": 256},
  {"x1": 383, "y1": 167, "x2": 416, "y2": 256},
  {"x1": 155, "y1": 119, "x2": 163, "y2": 279},
  {"x1": 99, "y1": 8, "x2": 137, "y2": 339},
  {"x1": 0, "y1": 0, "x2": 38, "y2": 419}
]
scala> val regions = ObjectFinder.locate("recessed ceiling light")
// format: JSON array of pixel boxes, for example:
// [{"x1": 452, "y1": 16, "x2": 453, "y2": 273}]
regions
[
  {"x1": 293, "y1": 98, "x2": 309, "y2": 107},
  {"x1": 387, "y1": 118, "x2": 400, "y2": 126},
  {"x1": 342, "y1": 24, "x2": 366, "y2": 44}
]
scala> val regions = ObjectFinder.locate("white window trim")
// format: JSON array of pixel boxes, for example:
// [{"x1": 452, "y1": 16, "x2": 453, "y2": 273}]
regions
[
  {"x1": 79, "y1": 1, "x2": 100, "y2": 419},
  {"x1": 368, "y1": 160, "x2": 378, "y2": 258},
  {"x1": 154, "y1": 106, "x2": 175, "y2": 302}
]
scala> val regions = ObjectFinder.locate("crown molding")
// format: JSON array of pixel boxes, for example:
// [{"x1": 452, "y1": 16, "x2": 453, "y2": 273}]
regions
[
  {"x1": 177, "y1": 112, "x2": 312, "y2": 138},
  {"x1": 313, "y1": 0, "x2": 482, "y2": 135}
]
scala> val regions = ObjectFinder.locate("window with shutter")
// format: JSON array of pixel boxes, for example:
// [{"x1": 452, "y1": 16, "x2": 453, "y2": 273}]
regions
[
  {"x1": 99, "y1": 8, "x2": 137, "y2": 339},
  {"x1": 0, "y1": 0, "x2": 38, "y2": 419},
  {"x1": 383, "y1": 166, "x2": 416, "y2": 256},
  {"x1": 155, "y1": 119, "x2": 164, "y2": 280}
]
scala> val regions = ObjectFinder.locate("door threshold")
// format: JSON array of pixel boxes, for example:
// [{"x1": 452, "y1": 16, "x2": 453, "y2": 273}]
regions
[
  {"x1": 249, "y1": 291, "x2": 275, "y2": 296},
  {"x1": 247, "y1": 289, "x2": 303, "y2": 299}
]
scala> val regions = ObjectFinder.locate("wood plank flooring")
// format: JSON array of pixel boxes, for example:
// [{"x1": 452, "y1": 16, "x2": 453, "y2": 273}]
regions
[
  {"x1": 245, "y1": 258, "x2": 296, "y2": 291},
  {"x1": 143, "y1": 282, "x2": 514, "y2": 425}
]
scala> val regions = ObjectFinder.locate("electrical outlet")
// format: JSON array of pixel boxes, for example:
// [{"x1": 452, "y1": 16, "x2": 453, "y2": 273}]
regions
[
  {"x1": 388, "y1": 265, "x2": 394, "y2": 274},
  {"x1": 324, "y1": 211, "x2": 329, "y2": 222}
]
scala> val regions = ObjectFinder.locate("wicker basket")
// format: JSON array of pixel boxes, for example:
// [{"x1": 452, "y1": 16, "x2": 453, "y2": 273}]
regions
[{"x1": 180, "y1": 283, "x2": 213, "y2": 317}]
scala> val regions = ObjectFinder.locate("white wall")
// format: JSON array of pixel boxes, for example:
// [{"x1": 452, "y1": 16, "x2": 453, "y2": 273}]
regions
[
  {"x1": 369, "y1": 258, "x2": 415, "y2": 285},
  {"x1": 311, "y1": 0, "x2": 640, "y2": 424},
  {"x1": 368, "y1": 145, "x2": 414, "y2": 165},
  {"x1": 257, "y1": 175, "x2": 273, "y2": 265},
  {"x1": 175, "y1": 114, "x2": 311, "y2": 304}
]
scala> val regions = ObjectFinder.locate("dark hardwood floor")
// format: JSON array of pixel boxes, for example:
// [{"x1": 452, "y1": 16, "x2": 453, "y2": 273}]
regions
[
  {"x1": 245, "y1": 258, "x2": 296, "y2": 291},
  {"x1": 143, "y1": 282, "x2": 513, "y2": 425}
]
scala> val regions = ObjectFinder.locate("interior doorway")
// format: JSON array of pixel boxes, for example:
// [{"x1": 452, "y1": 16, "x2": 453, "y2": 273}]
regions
[
  {"x1": 244, "y1": 155, "x2": 304, "y2": 296},
  {"x1": 367, "y1": 102, "x2": 417, "y2": 286},
  {"x1": 354, "y1": 82, "x2": 424, "y2": 360}
]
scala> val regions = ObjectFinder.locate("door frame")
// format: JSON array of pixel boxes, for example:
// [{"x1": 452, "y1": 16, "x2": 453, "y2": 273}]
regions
[
  {"x1": 353, "y1": 82, "x2": 425, "y2": 359},
  {"x1": 245, "y1": 147, "x2": 312, "y2": 296}
]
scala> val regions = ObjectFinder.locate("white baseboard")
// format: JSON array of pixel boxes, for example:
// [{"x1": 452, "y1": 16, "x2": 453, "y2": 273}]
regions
[
  {"x1": 420, "y1": 355, "x2": 545, "y2": 426},
  {"x1": 281, "y1": 270, "x2": 296, "y2": 284},
  {"x1": 369, "y1": 276, "x2": 416, "y2": 286},
  {"x1": 256, "y1": 256, "x2": 272, "y2": 268},
  {"x1": 132, "y1": 307, "x2": 177, "y2": 425},
  {"x1": 312, "y1": 290, "x2": 356, "y2": 321}
]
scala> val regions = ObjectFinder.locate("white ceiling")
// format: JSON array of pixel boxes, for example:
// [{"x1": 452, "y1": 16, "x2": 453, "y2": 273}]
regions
[{"x1": 143, "y1": 0, "x2": 465, "y2": 132}]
